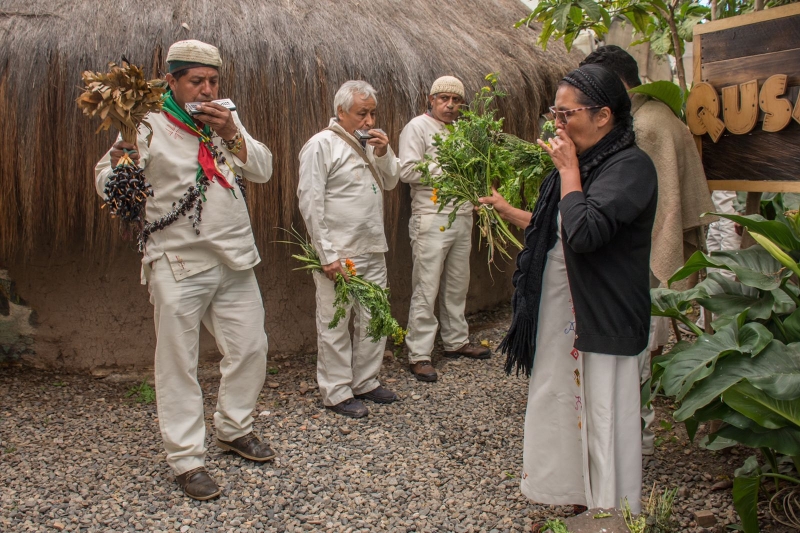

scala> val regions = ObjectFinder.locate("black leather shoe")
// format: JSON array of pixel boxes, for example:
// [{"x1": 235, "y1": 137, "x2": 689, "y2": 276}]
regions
[
  {"x1": 409, "y1": 361, "x2": 438, "y2": 382},
  {"x1": 216, "y1": 432, "x2": 276, "y2": 462},
  {"x1": 443, "y1": 343, "x2": 491, "y2": 359},
  {"x1": 327, "y1": 398, "x2": 369, "y2": 418},
  {"x1": 176, "y1": 467, "x2": 221, "y2": 501},
  {"x1": 355, "y1": 385, "x2": 399, "y2": 404}
]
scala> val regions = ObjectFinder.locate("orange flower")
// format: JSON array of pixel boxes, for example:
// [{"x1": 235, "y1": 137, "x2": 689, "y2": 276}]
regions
[
  {"x1": 430, "y1": 188, "x2": 439, "y2": 204},
  {"x1": 344, "y1": 258, "x2": 357, "y2": 276}
]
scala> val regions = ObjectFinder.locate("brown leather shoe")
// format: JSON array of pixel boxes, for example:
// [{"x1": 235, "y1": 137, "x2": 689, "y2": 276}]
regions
[
  {"x1": 216, "y1": 432, "x2": 276, "y2": 462},
  {"x1": 443, "y1": 343, "x2": 491, "y2": 359},
  {"x1": 409, "y1": 361, "x2": 438, "y2": 382},
  {"x1": 176, "y1": 467, "x2": 221, "y2": 501},
  {"x1": 327, "y1": 398, "x2": 369, "y2": 418},
  {"x1": 355, "y1": 385, "x2": 399, "y2": 404}
]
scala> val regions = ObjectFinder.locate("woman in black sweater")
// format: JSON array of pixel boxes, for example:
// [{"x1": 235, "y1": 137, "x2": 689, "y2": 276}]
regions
[{"x1": 480, "y1": 64, "x2": 657, "y2": 524}]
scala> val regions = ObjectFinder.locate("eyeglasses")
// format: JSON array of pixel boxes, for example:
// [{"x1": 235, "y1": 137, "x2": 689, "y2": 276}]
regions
[{"x1": 548, "y1": 105, "x2": 602, "y2": 124}]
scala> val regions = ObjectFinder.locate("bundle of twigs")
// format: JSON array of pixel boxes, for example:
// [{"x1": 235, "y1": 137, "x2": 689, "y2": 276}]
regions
[{"x1": 77, "y1": 60, "x2": 165, "y2": 224}]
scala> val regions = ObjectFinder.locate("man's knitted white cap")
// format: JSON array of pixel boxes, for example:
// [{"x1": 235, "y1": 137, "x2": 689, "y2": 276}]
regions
[
  {"x1": 166, "y1": 40, "x2": 222, "y2": 68},
  {"x1": 430, "y1": 76, "x2": 465, "y2": 99}
]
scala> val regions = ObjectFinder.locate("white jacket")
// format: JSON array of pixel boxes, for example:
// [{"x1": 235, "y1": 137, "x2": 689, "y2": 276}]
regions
[
  {"x1": 297, "y1": 119, "x2": 400, "y2": 265},
  {"x1": 95, "y1": 111, "x2": 273, "y2": 282}
]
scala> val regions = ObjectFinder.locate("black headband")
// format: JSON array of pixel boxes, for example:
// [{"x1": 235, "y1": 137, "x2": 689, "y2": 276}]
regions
[{"x1": 563, "y1": 68, "x2": 612, "y2": 109}]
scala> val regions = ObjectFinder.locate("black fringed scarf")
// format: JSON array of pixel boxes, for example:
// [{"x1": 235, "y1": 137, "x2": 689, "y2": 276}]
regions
[{"x1": 498, "y1": 66, "x2": 636, "y2": 377}]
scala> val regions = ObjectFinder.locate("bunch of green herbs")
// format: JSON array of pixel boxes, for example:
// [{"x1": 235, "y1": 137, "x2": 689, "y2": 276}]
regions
[
  {"x1": 279, "y1": 227, "x2": 406, "y2": 346},
  {"x1": 416, "y1": 74, "x2": 522, "y2": 266},
  {"x1": 499, "y1": 119, "x2": 557, "y2": 211}
]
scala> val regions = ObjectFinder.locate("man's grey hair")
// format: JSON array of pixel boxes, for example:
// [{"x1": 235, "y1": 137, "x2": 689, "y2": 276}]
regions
[{"x1": 333, "y1": 80, "x2": 378, "y2": 115}]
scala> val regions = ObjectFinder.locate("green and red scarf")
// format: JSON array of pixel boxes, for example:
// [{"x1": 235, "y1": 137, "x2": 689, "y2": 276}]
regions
[{"x1": 161, "y1": 92, "x2": 234, "y2": 193}]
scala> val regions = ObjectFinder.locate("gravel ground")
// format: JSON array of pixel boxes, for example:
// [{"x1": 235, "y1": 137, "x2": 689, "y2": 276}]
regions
[{"x1": 0, "y1": 306, "x2": 793, "y2": 532}]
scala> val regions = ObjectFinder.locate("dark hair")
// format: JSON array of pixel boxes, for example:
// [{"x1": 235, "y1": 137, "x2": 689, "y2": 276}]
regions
[
  {"x1": 559, "y1": 63, "x2": 635, "y2": 175},
  {"x1": 580, "y1": 45, "x2": 641, "y2": 88}
]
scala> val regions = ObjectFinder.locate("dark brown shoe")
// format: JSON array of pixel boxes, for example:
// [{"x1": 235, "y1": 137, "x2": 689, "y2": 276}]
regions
[
  {"x1": 444, "y1": 343, "x2": 491, "y2": 359},
  {"x1": 216, "y1": 432, "x2": 276, "y2": 462},
  {"x1": 409, "y1": 361, "x2": 438, "y2": 382},
  {"x1": 176, "y1": 467, "x2": 221, "y2": 501},
  {"x1": 355, "y1": 385, "x2": 399, "y2": 404},
  {"x1": 327, "y1": 398, "x2": 369, "y2": 418}
]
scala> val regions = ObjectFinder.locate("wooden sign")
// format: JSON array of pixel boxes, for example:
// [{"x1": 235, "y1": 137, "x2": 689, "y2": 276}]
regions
[{"x1": 690, "y1": 3, "x2": 800, "y2": 192}]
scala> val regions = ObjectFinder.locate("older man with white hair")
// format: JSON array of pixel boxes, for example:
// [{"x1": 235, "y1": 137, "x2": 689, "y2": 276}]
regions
[
  {"x1": 399, "y1": 76, "x2": 490, "y2": 383},
  {"x1": 94, "y1": 40, "x2": 275, "y2": 501},
  {"x1": 298, "y1": 80, "x2": 401, "y2": 418}
]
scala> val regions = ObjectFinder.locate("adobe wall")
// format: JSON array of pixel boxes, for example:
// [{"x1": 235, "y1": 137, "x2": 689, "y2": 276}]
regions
[{"x1": 5, "y1": 210, "x2": 514, "y2": 372}]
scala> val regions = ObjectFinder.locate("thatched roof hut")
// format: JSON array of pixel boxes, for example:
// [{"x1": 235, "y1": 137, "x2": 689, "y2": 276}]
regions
[{"x1": 0, "y1": 0, "x2": 576, "y2": 369}]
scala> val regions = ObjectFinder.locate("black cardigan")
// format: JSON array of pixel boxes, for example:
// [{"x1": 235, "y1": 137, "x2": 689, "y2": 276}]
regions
[{"x1": 557, "y1": 145, "x2": 657, "y2": 355}]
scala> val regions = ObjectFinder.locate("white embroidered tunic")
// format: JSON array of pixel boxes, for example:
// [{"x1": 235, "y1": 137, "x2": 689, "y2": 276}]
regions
[
  {"x1": 297, "y1": 119, "x2": 401, "y2": 265},
  {"x1": 95, "y1": 111, "x2": 273, "y2": 283}
]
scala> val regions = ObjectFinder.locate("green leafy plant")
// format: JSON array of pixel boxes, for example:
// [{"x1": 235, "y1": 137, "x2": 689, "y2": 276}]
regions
[
  {"x1": 417, "y1": 74, "x2": 522, "y2": 266},
  {"x1": 278, "y1": 227, "x2": 406, "y2": 346},
  {"x1": 498, "y1": 120, "x2": 556, "y2": 211},
  {"x1": 628, "y1": 81, "x2": 686, "y2": 119},
  {"x1": 541, "y1": 518, "x2": 570, "y2": 532},
  {"x1": 651, "y1": 211, "x2": 800, "y2": 532},
  {"x1": 126, "y1": 380, "x2": 156, "y2": 404}
]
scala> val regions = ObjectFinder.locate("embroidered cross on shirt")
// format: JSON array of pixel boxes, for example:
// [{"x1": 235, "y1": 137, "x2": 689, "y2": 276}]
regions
[{"x1": 166, "y1": 123, "x2": 185, "y2": 140}]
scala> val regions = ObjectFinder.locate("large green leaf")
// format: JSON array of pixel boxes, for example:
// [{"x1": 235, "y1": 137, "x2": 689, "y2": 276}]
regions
[
  {"x1": 732, "y1": 474, "x2": 761, "y2": 533},
  {"x1": 784, "y1": 309, "x2": 800, "y2": 343},
  {"x1": 750, "y1": 232, "x2": 800, "y2": 278},
  {"x1": 674, "y1": 340, "x2": 800, "y2": 420},
  {"x1": 670, "y1": 247, "x2": 789, "y2": 291},
  {"x1": 722, "y1": 381, "x2": 800, "y2": 429},
  {"x1": 695, "y1": 274, "x2": 773, "y2": 320},
  {"x1": 716, "y1": 424, "x2": 800, "y2": 456},
  {"x1": 714, "y1": 213, "x2": 800, "y2": 252},
  {"x1": 650, "y1": 286, "x2": 703, "y2": 317},
  {"x1": 663, "y1": 320, "x2": 773, "y2": 401},
  {"x1": 628, "y1": 81, "x2": 684, "y2": 118}
]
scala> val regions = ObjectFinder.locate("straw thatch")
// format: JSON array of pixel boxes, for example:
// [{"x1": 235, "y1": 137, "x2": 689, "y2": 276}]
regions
[{"x1": 0, "y1": 0, "x2": 576, "y2": 260}]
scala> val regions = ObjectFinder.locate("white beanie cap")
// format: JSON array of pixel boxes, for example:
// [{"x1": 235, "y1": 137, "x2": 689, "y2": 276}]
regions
[
  {"x1": 430, "y1": 76, "x2": 465, "y2": 99},
  {"x1": 166, "y1": 40, "x2": 222, "y2": 70}
]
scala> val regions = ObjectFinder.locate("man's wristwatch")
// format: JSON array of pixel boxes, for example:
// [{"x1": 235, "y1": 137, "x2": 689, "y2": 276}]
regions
[{"x1": 223, "y1": 130, "x2": 244, "y2": 155}]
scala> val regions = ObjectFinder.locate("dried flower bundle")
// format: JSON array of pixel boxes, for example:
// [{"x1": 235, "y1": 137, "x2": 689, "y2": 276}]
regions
[
  {"x1": 77, "y1": 60, "x2": 165, "y2": 226},
  {"x1": 76, "y1": 60, "x2": 165, "y2": 143},
  {"x1": 279, "y1": 228, "x2": 406, "y2": 346}
]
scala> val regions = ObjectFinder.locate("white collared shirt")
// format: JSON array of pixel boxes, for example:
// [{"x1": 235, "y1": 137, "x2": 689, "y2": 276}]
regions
[
  {"x1": 297, "y1": 118, "x2": 401, "y2": 265},
  {"x1": 95, "y1": 111, "x2": 273, "y2": 283}
]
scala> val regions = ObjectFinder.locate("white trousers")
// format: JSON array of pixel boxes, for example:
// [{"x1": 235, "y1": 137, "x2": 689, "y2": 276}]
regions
[
  {"x1": 148, "y1": 260, "x2": 268, "y2": 475},
  {"x1": 405, "y1": 214, "x2": 472, "y2": 363},
  {"x1": 313, "y1": 253, "x2": 386, "y2": 406}
]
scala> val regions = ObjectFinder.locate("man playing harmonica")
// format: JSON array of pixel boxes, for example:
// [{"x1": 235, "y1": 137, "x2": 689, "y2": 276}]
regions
[
  {"x1": 94, "y1": 39, "x2": 275, "y2": 501},
  {"x1": 298, "y1": 80, "x2": 401, "y2": 418}
]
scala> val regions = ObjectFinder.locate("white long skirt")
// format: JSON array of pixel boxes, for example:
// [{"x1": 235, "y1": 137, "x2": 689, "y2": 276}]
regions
[{"x1": 520, "y1": 238, "x2": 643, "y2": 513}]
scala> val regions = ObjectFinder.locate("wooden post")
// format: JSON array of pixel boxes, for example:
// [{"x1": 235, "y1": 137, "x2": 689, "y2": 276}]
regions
[{"x1": 740, "y1": 192, "x2": 762, "y2": 249}]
